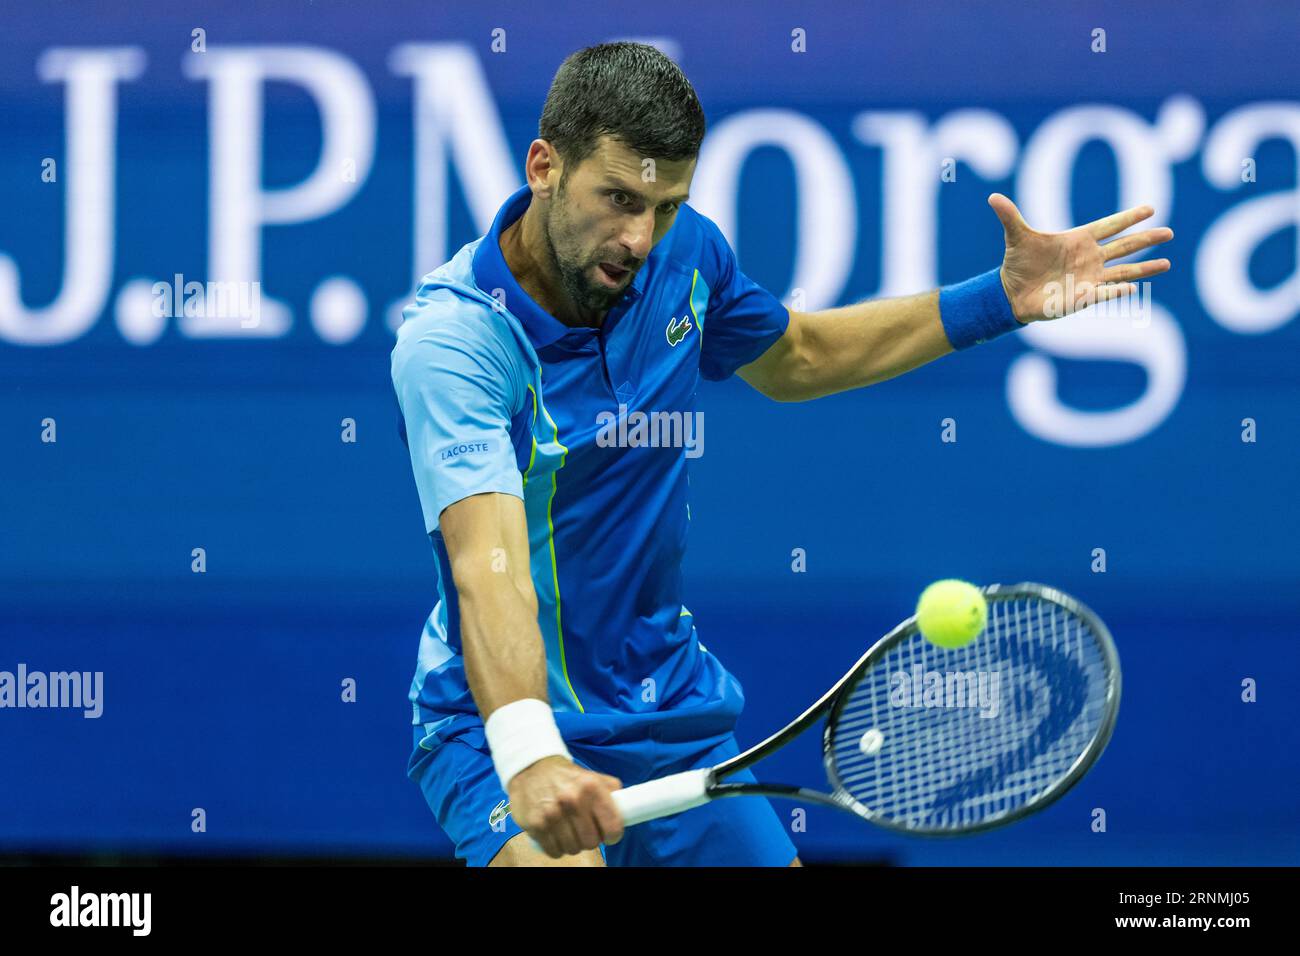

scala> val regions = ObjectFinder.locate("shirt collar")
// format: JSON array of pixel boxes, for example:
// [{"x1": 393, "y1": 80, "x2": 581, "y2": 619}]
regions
[{"x1": 472, "y1": 185, "x2": 648, "y2": 350}]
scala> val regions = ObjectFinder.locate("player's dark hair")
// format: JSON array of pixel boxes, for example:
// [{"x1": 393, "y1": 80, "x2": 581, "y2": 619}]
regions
[{"x1": 539, "y1": 42, "x2": 706, "y2": 175}]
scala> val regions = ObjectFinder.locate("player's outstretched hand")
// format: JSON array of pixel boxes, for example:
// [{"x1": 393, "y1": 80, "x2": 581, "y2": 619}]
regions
[
  {"x1": 987, "y1": 192, "x2": 1173, "y2": 323},
  {"x1": 508, "y1": 755, "x2": 625, "y2": 858}
]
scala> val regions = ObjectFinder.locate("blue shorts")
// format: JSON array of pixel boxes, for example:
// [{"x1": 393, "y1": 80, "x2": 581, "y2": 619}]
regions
[{"x1": 409, "y1": 721, "x2": 798, "y2": 867}]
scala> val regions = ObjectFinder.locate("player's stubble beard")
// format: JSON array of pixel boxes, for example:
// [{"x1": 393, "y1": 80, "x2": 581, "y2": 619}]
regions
[{"x1": 541, "y1": 179, "x2": 636, "y2": 319}]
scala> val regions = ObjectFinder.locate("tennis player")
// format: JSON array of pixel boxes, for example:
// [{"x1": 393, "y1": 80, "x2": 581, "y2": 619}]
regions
[{"x1": 392, "y1": 42, "x2": 1171, "y2": 866}]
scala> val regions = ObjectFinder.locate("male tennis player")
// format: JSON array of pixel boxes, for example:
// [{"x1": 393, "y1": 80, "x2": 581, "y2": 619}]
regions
[{"x1": 392, "y1": 42, "x2": 1172, "y2": 866}]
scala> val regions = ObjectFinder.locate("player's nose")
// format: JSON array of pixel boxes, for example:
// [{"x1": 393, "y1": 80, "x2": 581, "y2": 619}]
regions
[{"x1": 618, "y1": 211, "x2": 655, "y2": 260}]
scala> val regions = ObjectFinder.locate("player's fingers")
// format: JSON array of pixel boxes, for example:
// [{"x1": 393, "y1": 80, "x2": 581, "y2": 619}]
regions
[
  {"x1": 532, "y1": 801, "x2": 578, "y2": 858},
  {"x1": 1100, "y1": 258, "x2": 1170, "y2": 283},
  {"x1": 567, "y1": 799, "x2": 603, "y2": 851},
  {"x1": 588, "y1": 772, "x2": 625, "y2": 844},
  {"x1": 1086, "y1": 203, "x2": 1154, "y2": 241},
  {"x1": 539, "y1": 794, "x2": 587, "y2": 856},
  {"x1": 1101, "y1": 226, "x2": 1173, "y2": 262},
  {"x1": 573, "y1": 776, "x2": 619, "y2": 849},
  {"x1": 987, "y1": 193, "x2": 1029, "y2": 240},
  {"x1": 1093, "y1": 282, "x2": 1139, "y2": 302},
  {"x1": 590, "y1": 787, "x2": 625, "y2": 846},
  {"x1": 530, "y1": 827, "x2": 563, "y2": 860},
  {"x1": 553, "y1": 813, "x2": 588, "y2": 857}
]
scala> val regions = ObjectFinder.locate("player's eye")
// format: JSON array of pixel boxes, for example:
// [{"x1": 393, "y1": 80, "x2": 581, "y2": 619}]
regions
[
  {"x1": 609, "y1": 191, "x2": 634, "y2": 209},
  {"x1": 657, "y1": 201, "x2": 680, "y2": 215}
]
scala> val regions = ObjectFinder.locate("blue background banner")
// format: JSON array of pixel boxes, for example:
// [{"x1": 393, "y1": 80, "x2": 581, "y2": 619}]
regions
[{"x1": 1, "y1": 1, "x2": 1297, "y2": 863}]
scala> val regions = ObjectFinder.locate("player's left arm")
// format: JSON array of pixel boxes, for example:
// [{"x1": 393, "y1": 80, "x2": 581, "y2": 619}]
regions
[{"x1": 737, "y1": 194, "x2": 1173, "y2": 403}]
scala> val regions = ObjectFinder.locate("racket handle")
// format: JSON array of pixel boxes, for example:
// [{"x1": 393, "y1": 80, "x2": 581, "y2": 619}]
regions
[{"x1": 611, "y1": 769, "x2": 712, "y2": 827}]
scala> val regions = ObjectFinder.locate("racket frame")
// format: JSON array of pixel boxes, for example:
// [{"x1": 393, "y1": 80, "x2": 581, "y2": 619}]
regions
[{"x1": 704, "y1": 582, "x2": 1123, "y2": 836}]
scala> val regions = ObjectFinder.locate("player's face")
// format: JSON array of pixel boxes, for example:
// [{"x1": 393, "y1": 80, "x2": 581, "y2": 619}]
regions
[{"x1": 542, "y1": 137, "x2": 695, "y2": 314}]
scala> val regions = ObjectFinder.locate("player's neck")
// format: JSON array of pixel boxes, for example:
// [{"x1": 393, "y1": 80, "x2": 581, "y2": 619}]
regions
[{"x1": 499, "y1": 206, "x2": 606, "y2": 330}]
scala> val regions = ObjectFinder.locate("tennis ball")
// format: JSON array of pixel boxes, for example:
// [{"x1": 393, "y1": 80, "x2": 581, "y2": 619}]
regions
[
  {"x1": 859, "y1": 729, "x2": 884, "y2": 756},
  {"x1": 915, "y1": 579, "x2": 987, "y2": 649}
]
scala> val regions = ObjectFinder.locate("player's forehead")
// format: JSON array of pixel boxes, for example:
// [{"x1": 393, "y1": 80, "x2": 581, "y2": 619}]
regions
[{"x1": 579, "y1": 135, "x2": 694, "y2": 202}]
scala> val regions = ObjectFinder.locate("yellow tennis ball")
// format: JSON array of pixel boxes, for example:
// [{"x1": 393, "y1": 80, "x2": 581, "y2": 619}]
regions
[{"x1": 916, "y1": 579, "x2": 987, "y2": 649}]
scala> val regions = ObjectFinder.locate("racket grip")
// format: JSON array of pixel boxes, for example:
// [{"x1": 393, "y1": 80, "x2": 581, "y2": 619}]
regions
[{"x1": 611, "y1": 768, "x2": 712, "y2": 827}]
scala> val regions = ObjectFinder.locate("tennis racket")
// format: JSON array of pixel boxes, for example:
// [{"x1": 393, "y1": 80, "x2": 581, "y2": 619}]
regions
[{"x1": 610, "y1": 582, "x2": 1121, "y2": 835}]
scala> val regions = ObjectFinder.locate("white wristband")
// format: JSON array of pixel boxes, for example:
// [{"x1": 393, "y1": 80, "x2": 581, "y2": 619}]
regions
[{"x1": 483, "y1": 698, "x2": 571, "y2": 791}]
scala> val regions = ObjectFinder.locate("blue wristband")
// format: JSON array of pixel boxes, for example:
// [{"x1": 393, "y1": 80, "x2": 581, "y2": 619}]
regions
[{"x1": 938, "y1": 267, "x2": 1022, "y2": 350}]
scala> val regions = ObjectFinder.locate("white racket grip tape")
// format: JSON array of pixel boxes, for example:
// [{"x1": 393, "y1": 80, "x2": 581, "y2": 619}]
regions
[{"x1": 611, "y1": 769, "x2": 712, "y2": 827}]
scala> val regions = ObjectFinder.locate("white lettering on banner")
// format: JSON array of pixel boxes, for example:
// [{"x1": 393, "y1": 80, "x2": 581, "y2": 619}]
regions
[
  {"x1": 1008, "y1": 301, "x2": 1186, "y2": 447},
  {"x1": 177, "y1": 45, "x2": 376, "y2": 338},
  {"x1": 693, "y1": 109, "x2": 856, "y2": 312},
  {"x1": 0, "y1": 48, "x2": 145, "y2": 345},
  {"x1": 0, "y1": 45, "x2": 1295, "y2": 448},
  {"x1": 1196, "y1": 102, "x2": 1300, "y2": 334},
  {"x1": 1008, "y1": 98, "x2": 1201, "y2": 447},
  {"x1": 853, "y1": 109, "x2": 1018, "y2": 298},
  {"x1": 387, "y1": 44, "x2": 522, "y2": 331}
]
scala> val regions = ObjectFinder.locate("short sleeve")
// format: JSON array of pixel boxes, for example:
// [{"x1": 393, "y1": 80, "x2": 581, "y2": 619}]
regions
[
  {"x1": 696, "y1": 215, "x2": 791, "y2": 382},
  {"x1": 392, "y1": 324, "x2": 524, "y2": 533}
]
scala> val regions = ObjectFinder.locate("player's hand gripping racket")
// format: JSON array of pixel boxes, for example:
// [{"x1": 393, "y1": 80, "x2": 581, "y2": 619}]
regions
[{"x1": 611, "y1": 583, "x2": 1121, "y2": 835}]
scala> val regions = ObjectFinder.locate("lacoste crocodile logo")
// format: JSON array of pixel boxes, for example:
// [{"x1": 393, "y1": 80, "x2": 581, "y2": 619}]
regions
[
  {"x1": 666, "y1": 314, "x2": 693, "y2": 347},
  {"x1": 488, "y1": 799, "x2": 511, "y2": 829}
]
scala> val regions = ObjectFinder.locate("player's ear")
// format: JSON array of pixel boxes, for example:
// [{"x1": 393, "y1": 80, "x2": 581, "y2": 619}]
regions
[{"x1": 526, "y1": 140, "x2": 562, "y2": 199}]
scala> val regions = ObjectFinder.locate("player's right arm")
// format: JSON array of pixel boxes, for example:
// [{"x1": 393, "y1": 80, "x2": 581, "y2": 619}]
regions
[
  {"x1": 438, "y1": 491, "x2": 625, "y2": 856},
  {"x1": 392, "y1": 312, "x2": 621, "y2": 858}
]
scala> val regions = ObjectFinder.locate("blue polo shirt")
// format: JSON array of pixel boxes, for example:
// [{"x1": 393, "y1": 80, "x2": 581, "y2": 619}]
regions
[{"x1": 392, "y1": 185, "x2": 789, "y2": 755}]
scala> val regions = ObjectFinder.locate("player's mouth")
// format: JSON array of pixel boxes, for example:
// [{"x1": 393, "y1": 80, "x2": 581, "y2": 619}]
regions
[{"x1": 596, "y1": 262, "x2": 632, "y2": 287}]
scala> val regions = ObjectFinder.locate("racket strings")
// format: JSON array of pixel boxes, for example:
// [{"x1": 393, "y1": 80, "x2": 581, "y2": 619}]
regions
[{"x1": 828, "y1": 595, "x2": 1114, "y2": 832}]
